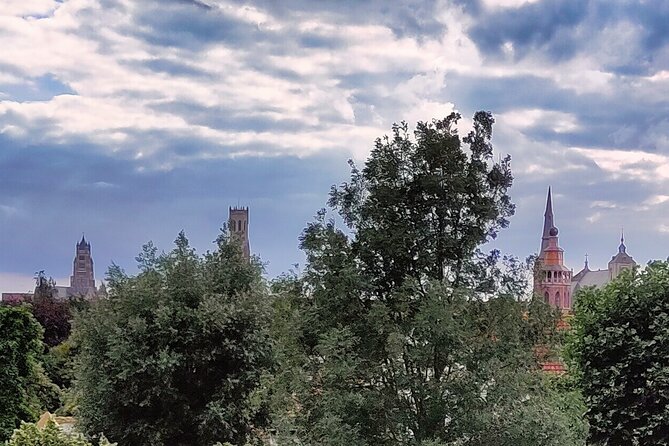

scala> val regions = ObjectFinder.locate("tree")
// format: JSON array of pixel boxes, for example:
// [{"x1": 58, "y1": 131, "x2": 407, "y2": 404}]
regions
[
  {"x1": 269, "y1": 113, "x2": 585, "y2": 445},
  {"x1": 73, "y1": 231, "x2": 273, "y2": 446},
  {"x1": 6, "y1": 420, "x2": 115, "y2": 446},
  {"x1": 0, "y1": 306, "x2": 45, "y2": 441},
  {"x1": 568, "y1": 261, "x2": 669, "y2": 444},
  {"x1": 31, "y1": 271, "x2": 72, "y2": 348}
]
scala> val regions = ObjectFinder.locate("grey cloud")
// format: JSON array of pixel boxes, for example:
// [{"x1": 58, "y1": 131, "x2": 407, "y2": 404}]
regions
[
  {"x1": 147, "y1": 100, "x2": 317, "y2": 132},
  {"x1": 468, "y1": 0, "x2": 589, "y2": 61}
]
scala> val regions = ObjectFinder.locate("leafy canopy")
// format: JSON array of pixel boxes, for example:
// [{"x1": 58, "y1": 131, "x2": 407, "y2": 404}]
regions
[
  {"x1": 569, "y1": 261, "x2": 669, "y2": 445},
  {"x1": 73, "y1": 232, "x2": 272, "y2": 446},
  {"x1": 269, "y1": 113, "x2": 586, "y2": 445},
  {"x1": 5, "y1": 420, "x2": 114, "y2": 446}
]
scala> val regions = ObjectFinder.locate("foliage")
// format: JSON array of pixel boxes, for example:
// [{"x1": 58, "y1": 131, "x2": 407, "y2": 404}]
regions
[
  {"x1": 269, "y1": 114, "x2": 586, "y2": 445},
  {"x1": 0, "y1": 306, "x2": 47, "y2": 441},
  {"x1": 5, "y1": 420, "x2": 114, "y2": 446},
  {"x1": 568, "y1": 261, "x2": 669, "y2": 444},
  {"x1": 30, "y1": 272, "x2": 72, "y2": 349},
  {"x1": 73, "y1": 232, "x2": 273, "y2": 446}
]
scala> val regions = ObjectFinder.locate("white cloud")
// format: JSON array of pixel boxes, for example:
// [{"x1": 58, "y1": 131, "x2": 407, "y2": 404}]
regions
[
  {"x1": 571, "y1": 147, "x2": 669, "y2": 182},
  {"x1": 499, "y1": 109, "x2": 580, "y2": 134},
  {"x1": 1, "y1": 0, "x2": 59, "y2": 17},
  {"x1": 0, "y1": 204, "x2": 19, "y2": 217},
  {"x1": 481, "y1": 0, "x2": 541, "y2": 9}
]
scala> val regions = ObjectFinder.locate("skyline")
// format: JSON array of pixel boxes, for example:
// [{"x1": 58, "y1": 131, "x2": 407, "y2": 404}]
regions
[
  {"x1": 3, "y1": 0, "x2": 669, "y2": 292},
  {"x1": 0, "y1": 188, "x2": 647, "y2": 294}
]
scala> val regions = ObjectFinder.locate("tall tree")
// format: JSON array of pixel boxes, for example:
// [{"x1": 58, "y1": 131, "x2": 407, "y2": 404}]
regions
[
  {"x1": 73, "y1": 232, "x2": 273, "y2": 446},
  {"x1": 0, "y1": 306, "x2": 44, "y2": 441},
  {"x1": 270, "y1": 113, "x2": 585, "y2": 445},
  {"x1": 569, "y1": 261, "x2": 669, "y2": 444}
]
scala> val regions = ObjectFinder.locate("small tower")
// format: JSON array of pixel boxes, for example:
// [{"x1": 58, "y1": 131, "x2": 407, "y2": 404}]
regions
[
  {"x1": 70, "y1": 235, "x2": 96, "y2": 297},
  {"x1": 534, "y1": 188, "x2": 572, "y2": 309},
  {"x1": 229, "y1": 207, "x2": 250, "y2": 260},
  {"x1": 608, "y1": 230, "x2": 636, "y2": 280}
]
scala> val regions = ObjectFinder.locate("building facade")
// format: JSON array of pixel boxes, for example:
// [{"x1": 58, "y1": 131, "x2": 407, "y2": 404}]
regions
[{"x1": 534, "y1": 188, "x2": 637, "y2": 310}]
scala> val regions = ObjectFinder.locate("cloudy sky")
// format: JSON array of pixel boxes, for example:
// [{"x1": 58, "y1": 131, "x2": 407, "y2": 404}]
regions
[{"x1": 2, "y1": 0, "x2": 669, "y2": 293}]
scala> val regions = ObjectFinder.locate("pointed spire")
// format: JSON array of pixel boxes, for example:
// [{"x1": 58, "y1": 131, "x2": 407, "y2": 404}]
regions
[
  {"x1": 540, "y1": 187, "x2": 555, "y2": 255},
  {"x1": 545, "y1": 186, "x2": 553, "y2": 217},
  {"x1": 619, "y1": 227, "x2": 626, "y2": 253},
  {"x1": 584, "y1": 253, "x2": 590, "y2": 270}
]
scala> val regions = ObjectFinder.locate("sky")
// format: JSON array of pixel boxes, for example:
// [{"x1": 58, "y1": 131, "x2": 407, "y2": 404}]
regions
[{"x1": 2, "y1": 0, "x2": 669, "y2": 293}]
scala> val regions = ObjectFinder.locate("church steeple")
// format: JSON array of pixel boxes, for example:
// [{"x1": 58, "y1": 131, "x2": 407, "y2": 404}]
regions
[
  {"x1": 540, "y1": 187, "x2": 555, "y2": 257},
  {"x1": 618, "y1": 228, "x2": 626, "y2": 253},
  {"x1": 534, "y1": 187, "x2": 572, "y2": 310},
  {"x1": 609, "y1": 228, "x2": 635, "y2": 280}
]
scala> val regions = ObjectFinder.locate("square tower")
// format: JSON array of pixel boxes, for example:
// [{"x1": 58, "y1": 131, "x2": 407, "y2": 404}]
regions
[
  {"x1": 229, "y1": 207, "x2": 250, "y2": 260},
  {"x1": 70, "y1": 235, "x2": 96, "y2": 297}
]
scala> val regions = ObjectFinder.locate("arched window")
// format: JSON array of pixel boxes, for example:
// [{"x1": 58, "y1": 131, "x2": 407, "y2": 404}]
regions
[
  {"x1": 544, "y1": 292, "x2": 549, "y2": 304},
  {"x1": 555, "y1": 292, "x2": 561, "y2": 307},
  {"x1": 231, "y1": 220, "x2": 236, "y2": 231},
  {"x1": 238, "y1": 220, "x2": 242, "y2": 231},
  {"x1": 547, "y1": 271, "x2": 552, "y2": 281}
]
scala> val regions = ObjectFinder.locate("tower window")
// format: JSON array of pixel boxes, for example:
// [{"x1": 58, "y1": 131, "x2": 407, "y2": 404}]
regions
[
  {"x1": 231, "y1": 220, "x2": 236, "y2": 231},
  {"x1": 238, "y1": 220, "x2": 242, "y2": 231},
  {"x1": 555, "y1": 292, "x2": 561, "y2": 307},
  {"x1": 544, "y1": 292, "x2": 549, "y2": 304}
]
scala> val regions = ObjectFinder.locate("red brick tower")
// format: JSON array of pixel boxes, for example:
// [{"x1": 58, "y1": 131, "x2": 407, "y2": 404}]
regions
[{"x1": 534, "y1": 188, "x2": 572, "y2": 310}]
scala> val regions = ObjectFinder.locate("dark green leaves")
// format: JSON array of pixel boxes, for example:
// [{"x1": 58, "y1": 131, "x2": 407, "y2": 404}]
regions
[
  {"x1": 73, "y1": 231, "x2": 272, "y2": 446},
  {"x1": 570, "y1": 262, "x2": 669, "y2": 445}
]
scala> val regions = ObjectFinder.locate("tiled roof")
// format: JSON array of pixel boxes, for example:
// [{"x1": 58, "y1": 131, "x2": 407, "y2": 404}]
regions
[{"x1": 571, "y1": 269, "x2": 609, "y2": 293}]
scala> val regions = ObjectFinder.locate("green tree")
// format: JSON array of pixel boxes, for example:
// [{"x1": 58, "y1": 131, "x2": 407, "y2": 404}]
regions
[
  {"x1": 568, "y1": 261, "x2": 669, "y2": 444},
  {"x1": 269, "y1": 113, "x2": 585, "y2": 445},
  {"x1": 0, "y1": 307, "x2": 45, "y2": 441},
  {"x1": 5, "y1": 420, "x2": 114, "y2": 446},
  {"x1": 73, "y1": 232, "x2": 272, "y2": 446}
]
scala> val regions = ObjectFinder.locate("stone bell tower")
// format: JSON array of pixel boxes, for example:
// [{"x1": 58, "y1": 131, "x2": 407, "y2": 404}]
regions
[
  {"x1": 229, "y1": 207, "x2": 250, "y2": 260},
  {"x1": 70, "y1": 235, "x2": 96, "y2": 297},
  {"x1": 534, "y1": 188, "x2": 572, "y2": 310}
]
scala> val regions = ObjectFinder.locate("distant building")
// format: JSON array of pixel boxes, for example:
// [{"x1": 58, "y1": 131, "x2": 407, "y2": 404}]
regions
[
  {"x1": 229, "y1": 206, "x2": 251, "y2": 260},
  {"x1": 1, "y1": 236, "x2": 98, "y2": 303},
  {"x1": 534, "y1": 188, "x2": 637, "y2": 310},
  {"x1": 69, "y1": 235, "x2": 96, "y2": 297},
  {"x1": 0, "y1": 292, "x2": 32, "y2": 304}
]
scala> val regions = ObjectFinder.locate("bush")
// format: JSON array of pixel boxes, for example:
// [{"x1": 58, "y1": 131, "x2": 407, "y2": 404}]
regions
[{"x1": 5, "y1": 420, "x2": 114, "y2": 446}]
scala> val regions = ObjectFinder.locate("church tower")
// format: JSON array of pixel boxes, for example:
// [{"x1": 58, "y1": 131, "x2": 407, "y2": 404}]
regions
[
  {"x1": 534, "y1": 188, "x2": 572, "y2": 309},
  {"x1": 70, "y1": 235, "x2": 96, "y2": 297},
  {"x1": 608, "y1": 230, "x2": 636, "y2": 280},
  {"x1": 229, "y1": 207, "x2": 250, "y2": 260}
]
